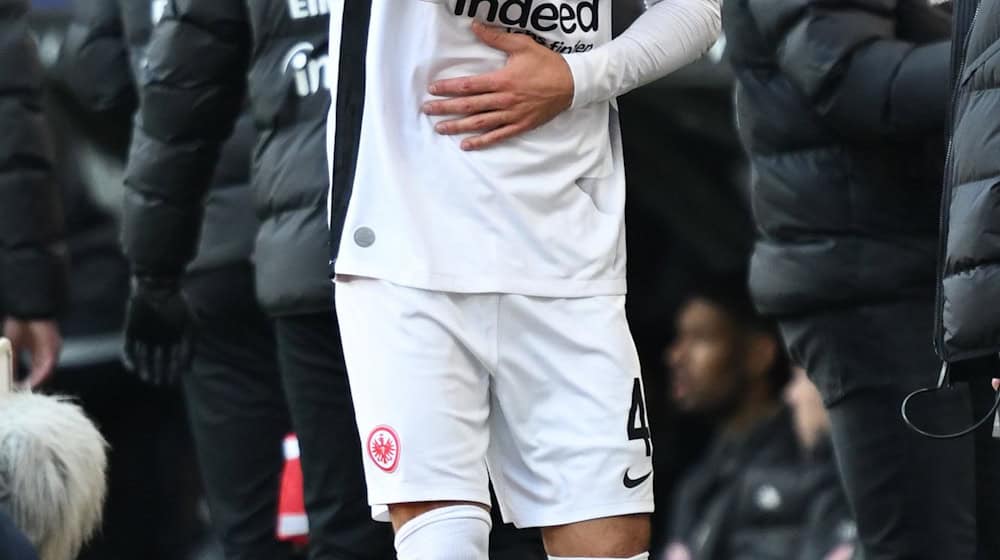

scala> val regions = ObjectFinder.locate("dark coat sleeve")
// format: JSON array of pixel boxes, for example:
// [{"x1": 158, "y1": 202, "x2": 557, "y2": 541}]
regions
[
  {"x1": 53, "y1": 0, "x2": 135, "y2": 119},
  {"x1": 0, "y1": 0, "x2": 68, "y2": 319},
  {"x1": 121, "y1": 0, "x2": 251, "y2": 278},
  {"x1": 764, "y1": 0, "x2": 950, "y2": 140}
]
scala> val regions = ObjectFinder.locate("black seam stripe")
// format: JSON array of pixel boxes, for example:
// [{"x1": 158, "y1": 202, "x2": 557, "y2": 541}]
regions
[{"x1": 328, "y1": 0, "x2": 372, "y2": 269}]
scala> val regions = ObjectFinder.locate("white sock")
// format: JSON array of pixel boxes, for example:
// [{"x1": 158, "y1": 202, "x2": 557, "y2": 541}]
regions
[
  {"x1": 395, "y1": 504, "x2": 492, "y2": 560},
  {"x1": 549, "y1": 554, "x2": 649, "y2": 560}
]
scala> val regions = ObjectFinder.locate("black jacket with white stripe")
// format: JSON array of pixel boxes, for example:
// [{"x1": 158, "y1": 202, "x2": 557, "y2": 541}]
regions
[{"x1": 120, "y1": 0, "x2": 333, "y2": 316}]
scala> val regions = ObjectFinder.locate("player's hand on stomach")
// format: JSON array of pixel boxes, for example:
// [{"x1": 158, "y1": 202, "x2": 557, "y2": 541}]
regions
[{"x1": 423, "y1": 21, "x2": 574, "y2": 151}]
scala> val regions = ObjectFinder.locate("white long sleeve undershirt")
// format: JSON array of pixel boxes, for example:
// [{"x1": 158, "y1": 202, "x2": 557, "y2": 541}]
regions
[{"x1": 561, "y1": 0, "x2": 722, "y2": 108}]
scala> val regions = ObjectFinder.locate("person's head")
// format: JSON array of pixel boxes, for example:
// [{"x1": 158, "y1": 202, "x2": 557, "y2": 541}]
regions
[
  {"x1": 783, "y1": 366, "x2": 831, "y2": 451},
  {"x1": 666, "y1": 275, "x2": 790, "y2": 424}
]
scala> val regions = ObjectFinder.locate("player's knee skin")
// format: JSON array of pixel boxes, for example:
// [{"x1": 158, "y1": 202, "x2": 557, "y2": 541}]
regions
[
  {"x1": 393, "y1": 503, "x2": 492, "y2": 560},
  {"x1": 542, "y1": 514, "x2": 651, "y2": 558}
]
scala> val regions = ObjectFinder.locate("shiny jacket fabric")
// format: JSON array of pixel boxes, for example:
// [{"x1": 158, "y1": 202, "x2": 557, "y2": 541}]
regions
[
  {"x1": 120, "y1": 0, "x2": 332, "y2": 316},
  {"x1": 937, "y1": 0, "x2": 1000, "y2": 361},
  {"x1": 0, "y1": 0, "x2": 68, "y2": 319},
  {"x1": 724, "y1": 0, "x2": 952, "y2": 316},
  {"x1": 57, "y1": 0, "x2": 258, "y2": 278}
]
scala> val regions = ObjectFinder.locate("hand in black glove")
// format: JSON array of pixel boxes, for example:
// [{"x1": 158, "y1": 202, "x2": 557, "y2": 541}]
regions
[{"x1": 123, "y1": 276, "x2": 193, "y2": 385}]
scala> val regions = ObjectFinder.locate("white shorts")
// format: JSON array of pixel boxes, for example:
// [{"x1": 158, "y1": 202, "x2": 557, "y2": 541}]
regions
[{"x1": 335, "y1": 276, "x2": 654, "y2": 528}]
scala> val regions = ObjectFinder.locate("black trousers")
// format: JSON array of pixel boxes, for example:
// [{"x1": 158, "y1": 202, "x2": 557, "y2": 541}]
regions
[
  {"x1": 184, "y1": 266, "x2": 293, "y2": 560},
  {"x1": 781, "y1": 300, "x2": 999, "y2": 560},
  {"x1": 274, "y1": 312, "x2": 395, "y2": 560}
]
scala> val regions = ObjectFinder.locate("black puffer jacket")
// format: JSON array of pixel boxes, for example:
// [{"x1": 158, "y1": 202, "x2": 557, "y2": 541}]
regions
[
  {"x1": 57, "y1": 0, "x2": 258, "y2": 278},
  {"x1": 724, "y1": 0, "x2": 952, "y2": 316},
  {"x1": 122, "y1": 0, "x2": 332, "y2": 316},
  {"x1": 937, "y1": 0, "x2": 1000, "y2": 361},
  {"x1": 0, "y1": 0, "x2": 68, "y2": 320}
]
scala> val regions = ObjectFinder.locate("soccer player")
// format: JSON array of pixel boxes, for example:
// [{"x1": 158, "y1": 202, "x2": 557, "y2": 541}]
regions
[{"x1": 328, "y1": 1, "x2": 721, "y2": 559}]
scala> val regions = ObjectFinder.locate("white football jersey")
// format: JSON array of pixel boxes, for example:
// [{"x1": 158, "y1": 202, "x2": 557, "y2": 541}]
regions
[{"x1": 328, "y1": 0, "x2": 627, "y2": 297}]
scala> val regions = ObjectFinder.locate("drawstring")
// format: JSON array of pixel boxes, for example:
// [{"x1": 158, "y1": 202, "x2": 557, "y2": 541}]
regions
[{"x1": 902, "y1": 361, "x2": 1000, "y2": 440}]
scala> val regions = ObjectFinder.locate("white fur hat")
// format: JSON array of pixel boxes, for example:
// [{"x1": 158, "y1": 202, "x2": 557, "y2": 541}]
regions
[{"x1": 0, "y1": 339, "x2": 108, "y2": 560}]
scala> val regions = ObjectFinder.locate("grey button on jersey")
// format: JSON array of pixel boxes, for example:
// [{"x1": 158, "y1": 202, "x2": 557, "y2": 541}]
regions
[{"x1": 354, "y1": 227, "x2": 376, "y2": 248}]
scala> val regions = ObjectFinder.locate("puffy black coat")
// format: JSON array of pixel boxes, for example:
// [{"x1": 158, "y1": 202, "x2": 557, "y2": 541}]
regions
[
  {"x1": 122, "y1": 0, "x2": 332, "y2": 316},
  {"x1": 667, "y1": 409, "x2": 855, "y2": 560},
  {"x1": 0, "y1": 0, "x2": 68, "y2": 320},
  {"x1": 724, "y1": 0, "x2": 952, "y2": 316},
  {"x1": 937, "y1": 0, "x2": 1000, "y2": 361},
  {"x1": 57, "y1": 0, "x2": 258, "y2": 278}
]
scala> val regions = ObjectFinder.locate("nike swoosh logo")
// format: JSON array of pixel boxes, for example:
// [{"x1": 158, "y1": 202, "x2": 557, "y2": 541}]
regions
[{"x1": 623, "y1": 469, "x2": 652, "y2": 489}]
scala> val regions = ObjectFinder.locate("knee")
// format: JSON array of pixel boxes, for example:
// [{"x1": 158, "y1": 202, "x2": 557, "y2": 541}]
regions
[{"x1": 542, "y1": 514, "x2": 650, "y2": 558}]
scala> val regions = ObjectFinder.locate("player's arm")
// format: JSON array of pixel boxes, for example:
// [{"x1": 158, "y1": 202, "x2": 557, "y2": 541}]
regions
[
  {"x1": 424, "y1": 0, "x2": 721, "y2": 150},
  {"x1": 770, "y1": 0, "x2": 950, "y2": 139},
  {"x1": 563, "y1": 0, "x2": 721, "y2": 108}
]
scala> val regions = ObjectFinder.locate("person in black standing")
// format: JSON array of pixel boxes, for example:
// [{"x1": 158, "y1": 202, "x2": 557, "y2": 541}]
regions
[
  {"x1": 117, "y1": 0, "x2": 394, "y2": 558},
  {"x1": 55, "y1": 0, "x2": 298, "y2": 557},
  {"x1": 937, "y1": 0, "x2": 1000, "y2": 558},
  {"x1": 0, "y1": 1, "x2": 67, "y2": 556},
  {"x1": 723, "y1": 1, "x2": 988, "y2": 559},
  {"x1": 0, "y1": 0, "x2": 67, "y2": 391}
]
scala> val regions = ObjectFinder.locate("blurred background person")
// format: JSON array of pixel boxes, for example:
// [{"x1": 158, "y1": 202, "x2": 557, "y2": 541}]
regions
[
  {"x1": 660, "y1": 279, "x2": 853, "y2": 560},
  {"x1": 783, "y1": 367, "x2": 857, "y2": 560},
  {"x1": 54, "y1": 0, "x2": 297, "y2": 558},
  {"x1": 721, "y1": 1, "x2": 995, "y2": 558},
  {"x1": 0, "y1": 0, "x2": 67, "y2": 390},
  {"x1": 0, "y1": 0, "x2": 67, "y2": 556}
]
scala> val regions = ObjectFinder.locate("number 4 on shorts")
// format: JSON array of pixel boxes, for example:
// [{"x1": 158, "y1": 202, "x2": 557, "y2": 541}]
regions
[{"x1": 628, "y1": 378, "x2": 652, "y2": 457}]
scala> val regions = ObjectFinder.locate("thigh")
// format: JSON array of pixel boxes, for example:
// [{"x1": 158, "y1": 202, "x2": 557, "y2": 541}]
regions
[
  {"x1": 184, "y1": 310, "x2": 292, "y2": 560},
  {"x1": 334, "y1": 278, "x2": 493, "y2": 513},
  {"x1": 274, "y1": 311, "x2": 395, "y2": 560},
  {"x1": 783, "y1": 301, "x2": 977, "y2": 560},
  {"x1": 489, "y1": 294, "x2": 654, "y2": 529},
  {"x1": 827, "y1": 386, "x2": 975, "y2": 560},
  {"x1": 780, "y1": 300, "x2": 944, "y2": 405}
]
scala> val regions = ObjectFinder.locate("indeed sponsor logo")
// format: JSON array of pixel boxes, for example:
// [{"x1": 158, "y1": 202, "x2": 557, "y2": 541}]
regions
[
  {"x1": 453, "y1": 0, "x2": 600, "y2": 33},
  {"x1": 288, "y1": 0, "x2": 329, "y2": 20},
  {"x1": 282, "y1": 42, "x2": 330, "y2": 97}
]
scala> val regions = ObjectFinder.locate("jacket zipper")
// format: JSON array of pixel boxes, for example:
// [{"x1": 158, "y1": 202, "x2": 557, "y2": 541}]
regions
[{"x1": 934, "y1": 0, "x2": 983, "y2": 359}]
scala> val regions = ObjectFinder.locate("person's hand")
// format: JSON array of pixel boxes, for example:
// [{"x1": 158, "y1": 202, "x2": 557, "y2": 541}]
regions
[
  {"x1": 123, "y1": 276, "x2": 193, "y2": 386},
  {"x1": 2, "y1": 319, "x2": 62, "y2": 389},
  {"x1": 422, "y1": 21, "x2": 575, "y2": 151}
]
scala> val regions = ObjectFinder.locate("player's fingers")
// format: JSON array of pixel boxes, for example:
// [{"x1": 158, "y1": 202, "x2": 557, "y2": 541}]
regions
[
  {"x1": 423, "y1": 93, "x2": 515, "y2": 117},
  {"x1": 435, "y1": 111, "x2": 512, "y2": 135},
  {"x1": 429, "y1": 71, "x2": 505, "y2": 97},
  {"x1": 461, "y1": 122, "x2": 529, "y2": 151},
  {"x1": 471, "y1": 20, "x2": 533, "y2": 54}
]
